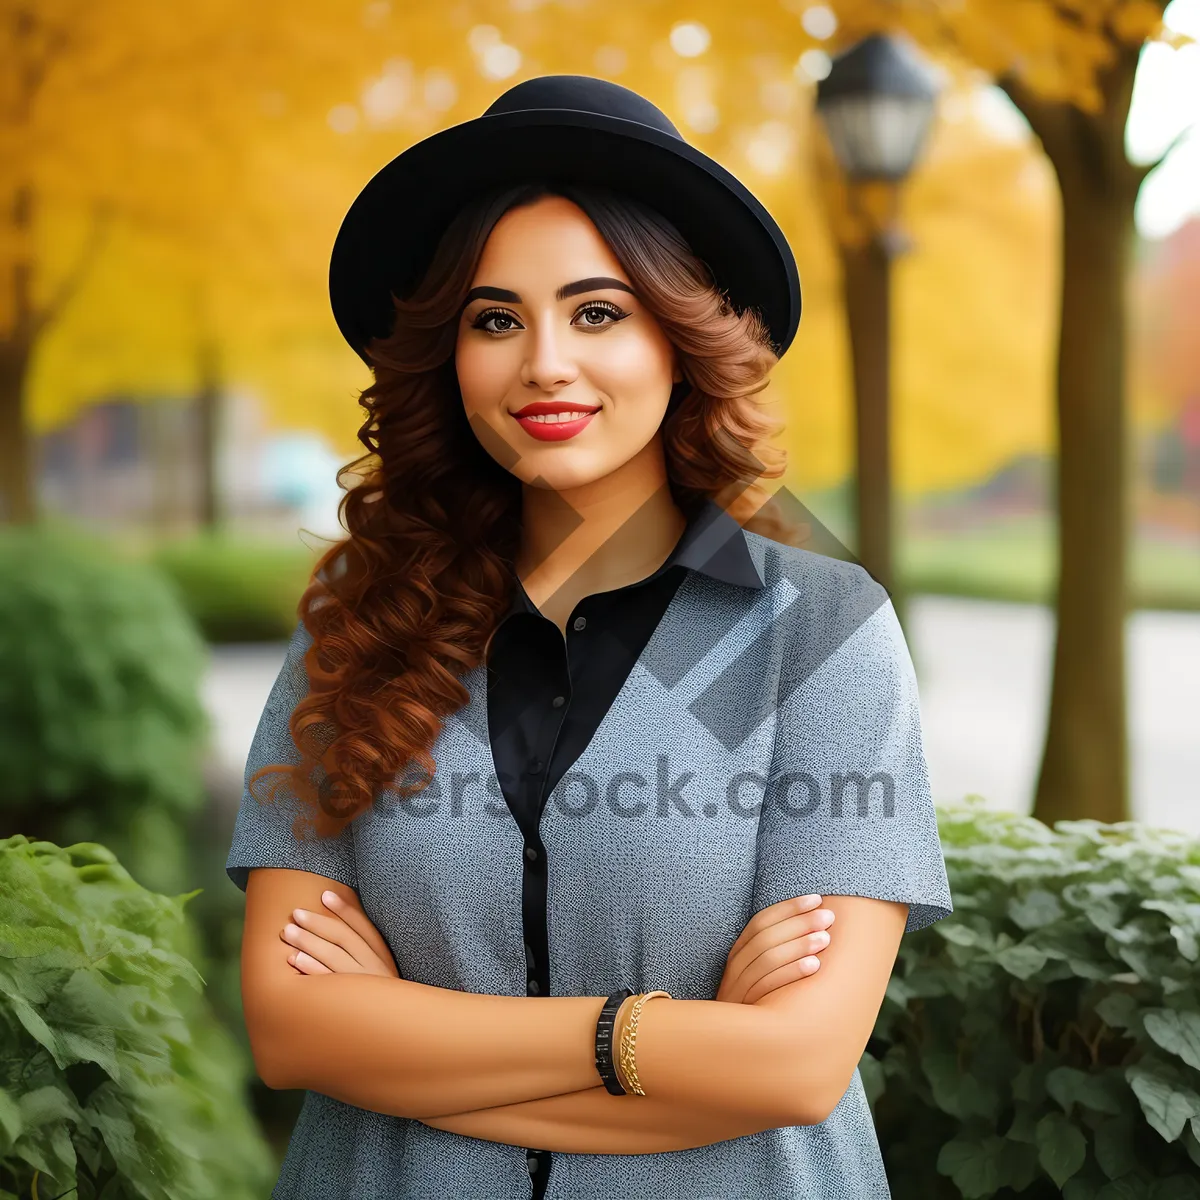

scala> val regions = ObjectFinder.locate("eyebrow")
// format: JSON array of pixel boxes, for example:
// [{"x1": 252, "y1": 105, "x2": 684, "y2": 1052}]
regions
[{"x1": 462, "y1": 277, "x2": 636, "y2": 306}]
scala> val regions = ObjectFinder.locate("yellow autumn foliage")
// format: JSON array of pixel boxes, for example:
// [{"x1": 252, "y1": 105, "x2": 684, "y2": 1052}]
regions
[{"x1": 3, "y1": 0, "x2": 1176, "y2": 500}]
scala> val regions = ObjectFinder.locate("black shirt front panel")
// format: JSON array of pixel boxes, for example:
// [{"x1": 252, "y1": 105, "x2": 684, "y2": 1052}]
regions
[
  {"x1": 481, "y1": 500, "x2": 764, "y2": 1198},
  {"x1": 486, "y1": 561, "x2": 689, "y2": 828}
]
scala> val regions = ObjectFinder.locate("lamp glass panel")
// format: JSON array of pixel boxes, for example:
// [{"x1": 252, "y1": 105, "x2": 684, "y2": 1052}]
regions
[{"x1": 819, "y1": 93, "x2": 934, "y2": 179}]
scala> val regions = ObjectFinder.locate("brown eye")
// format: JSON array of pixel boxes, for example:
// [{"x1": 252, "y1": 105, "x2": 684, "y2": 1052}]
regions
[
  {"x1": 472, "y1": 308, "x2": 522, "y2": 334},
  {"x1": 574, "y1": 301, "x2": 627, "y2": 329}
]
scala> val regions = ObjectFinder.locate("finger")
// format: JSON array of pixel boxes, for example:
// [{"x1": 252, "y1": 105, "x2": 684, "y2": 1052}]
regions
[
  {"x1": 280, "y1": 923, "x2": 364, "y2": 974},
  {"x1": 319, "y1": 891, "x2": 396, "y2": 966},
  {"x1": 744, "y1": 956, "x2": 821, "y2": 1006},
  {"x1": 744, "y1": 930, "x2": 831, "y2": 980},
  {"x1": 727, "y1": 895, "x2": 823, "y2": 961},
  {"x1": 288, "y1": 907, "x2": 381, "y2": 968},
  {"x1": 727, "y1": 909, "x2": 834, "y2": 980},
  {"x1": 721, "y1": 929, "x2": 828, "y2": 1003},
  {"x1": 289, "y1": 949, "x2": 333, "y2": 976}
]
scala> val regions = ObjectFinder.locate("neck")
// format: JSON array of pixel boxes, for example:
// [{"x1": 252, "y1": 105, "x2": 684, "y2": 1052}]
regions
[{"x1": 515, "y1": 438, "x2": 687, "y2": 611}]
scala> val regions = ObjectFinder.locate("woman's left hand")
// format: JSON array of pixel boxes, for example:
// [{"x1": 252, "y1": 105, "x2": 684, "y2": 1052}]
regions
[{"x1": 280, "y1": 889, "x2": 401, "y2": 978}]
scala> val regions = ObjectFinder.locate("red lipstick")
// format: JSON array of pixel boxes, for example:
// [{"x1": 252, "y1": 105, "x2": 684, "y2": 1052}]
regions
[{"x1": 511, "y1": 400, "x2": 601, "y2": 442}]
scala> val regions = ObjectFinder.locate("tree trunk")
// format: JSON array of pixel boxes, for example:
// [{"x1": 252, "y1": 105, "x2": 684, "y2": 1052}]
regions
[
  {"x1": 0, "y1": 340, "x2": 35, "y2": 524},
  {"x1": 840, "y1": 226, "x2": 911, "y2": 635},
  {"x1": 841, "y1": 232, "x2": 896, "y2": 596},
  {"x1": 195, "y1": 336, "x2": 223, "y2": 531},
  {"x1": 1, "y1": 174, "x2": 37, "y2": 525},
  {"x1": 1003, "y1": 47, "x2": 1143, "y2": 827},
  {"x1": 1035, "y1": 177, "x2": 1136, "y2": 827}
]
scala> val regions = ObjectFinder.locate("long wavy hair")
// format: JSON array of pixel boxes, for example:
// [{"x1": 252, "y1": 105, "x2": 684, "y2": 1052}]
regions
[{"x1": 249, "y1": 179, "x2": 804, "y2": 840}]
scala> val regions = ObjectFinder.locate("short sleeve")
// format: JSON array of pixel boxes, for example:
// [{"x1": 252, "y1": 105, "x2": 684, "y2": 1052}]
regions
[
  {"x1": 752, "y1": 569, "x2": 953, "y2": 934},
  {"x1": 224, "y1": 621, "x2": 358, "y2": 894}
]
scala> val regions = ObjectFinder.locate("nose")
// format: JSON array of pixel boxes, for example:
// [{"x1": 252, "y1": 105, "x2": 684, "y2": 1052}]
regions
[{"x1": 519, "y1": 318, "x2": 579, "y2": 392}]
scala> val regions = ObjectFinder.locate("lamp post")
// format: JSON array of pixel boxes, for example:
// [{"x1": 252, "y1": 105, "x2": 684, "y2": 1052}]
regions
[{"x1": 815, "y1": 34, "x2": 938, "y2": 612}]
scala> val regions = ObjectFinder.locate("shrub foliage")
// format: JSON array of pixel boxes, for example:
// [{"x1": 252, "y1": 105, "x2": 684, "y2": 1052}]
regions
[{"x1": 0, "y1": 837, "x2": 275, "y2": 1200}]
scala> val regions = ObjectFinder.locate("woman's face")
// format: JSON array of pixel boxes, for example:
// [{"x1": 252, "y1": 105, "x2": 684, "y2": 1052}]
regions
[{"x1": 455, "y1": 194, "x2": 682, "y2": 493}]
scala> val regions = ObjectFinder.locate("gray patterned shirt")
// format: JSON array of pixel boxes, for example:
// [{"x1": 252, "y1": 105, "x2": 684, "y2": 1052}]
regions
[{"x1": 226, "y1": 531, "x2": 954, "y2": 1198}]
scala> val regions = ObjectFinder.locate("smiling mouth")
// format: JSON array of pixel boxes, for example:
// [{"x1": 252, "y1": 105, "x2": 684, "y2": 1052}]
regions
[
  {"x1": 509, "y1": 404, "x2": 601, "y2": 441},
  {"x1": 515, "y1": 409, "x2": 600, "y2": 424}
]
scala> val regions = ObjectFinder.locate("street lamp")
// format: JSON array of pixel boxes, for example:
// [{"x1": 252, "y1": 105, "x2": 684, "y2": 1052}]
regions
[
  {"x1": 815, "y1": 34, "x2": 938, "y2": 183},
  {"x1": 813, "y1": 34, "x2": 938, "y2": 612}
]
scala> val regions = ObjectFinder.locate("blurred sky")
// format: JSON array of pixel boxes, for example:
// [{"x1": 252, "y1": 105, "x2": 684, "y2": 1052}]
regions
[
  {"x1": 1124, "y1": 0, "x2": 1198, "y2": 237},
  {"x1": 873, "y1": 0, "x2": 1200, "y2": 240}
]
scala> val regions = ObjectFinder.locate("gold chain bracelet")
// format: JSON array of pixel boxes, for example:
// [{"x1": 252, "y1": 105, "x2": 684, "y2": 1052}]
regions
[
  {"x1": 617, "y1": 990, "x2": 672, "y2": 1097},
  {"x1": 611, "y1": 994, "x2": 636, "y2": 1094}
]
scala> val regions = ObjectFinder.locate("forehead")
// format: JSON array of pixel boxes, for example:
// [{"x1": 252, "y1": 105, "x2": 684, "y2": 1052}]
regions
[{"x1": 472, "y1": 195, "x2": 624, "y2": 282}]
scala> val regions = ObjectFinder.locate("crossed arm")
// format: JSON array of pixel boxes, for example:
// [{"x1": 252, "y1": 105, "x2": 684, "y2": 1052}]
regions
[
  {"x1": 415, "y1": 893, "x2": 908, "y2": 1153},
  {"x1": 241, "y1": 869, "x2": 908, "y2": 1154}
]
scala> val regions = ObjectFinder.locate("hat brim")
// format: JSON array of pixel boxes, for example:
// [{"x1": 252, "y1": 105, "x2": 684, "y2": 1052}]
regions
[{"x1": 328, "y1": 109, "x2": 801, "y2": 366}]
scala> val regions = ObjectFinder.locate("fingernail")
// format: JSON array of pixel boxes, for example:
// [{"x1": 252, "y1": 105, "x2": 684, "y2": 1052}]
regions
[
  {"x1": 802, "y1": 895, "x2": 821, "y2": 905},
  {"x1": 284, "y1": 923, "x2": 300, "y2": 937},
  {"x1": 322, "y1": 891, "x2": 339, "y2": 905},
  {"x1": 293, "y1": 909, "x2": 309, "y2": 921}
]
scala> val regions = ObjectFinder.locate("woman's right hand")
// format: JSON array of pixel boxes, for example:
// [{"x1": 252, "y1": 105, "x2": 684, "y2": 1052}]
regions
[{"x1": 716, "y1": 895, "x2": 835, "y2": 1005}]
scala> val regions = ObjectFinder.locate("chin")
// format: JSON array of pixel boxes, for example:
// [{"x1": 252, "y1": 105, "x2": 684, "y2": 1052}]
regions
[{"x1": 516, "y1": 455, "x2": 614, "y2": 493}]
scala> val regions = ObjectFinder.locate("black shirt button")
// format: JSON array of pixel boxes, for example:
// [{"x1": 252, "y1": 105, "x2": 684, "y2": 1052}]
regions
[
  {"x1": 552, "y1": 695, "x2": 565, "y2": 708},
  {"x1": 526, "y1": 1151, "x2": 539, "y2": 1174},
  {"x1": 527, "y1": 978, "x2": 540, "y2": 995},
  {"x1": 572, "y1": 615, "x2": 587, "y2": 631},
  {"x1": 524, "y1": 845, "x2": 539, "y2": 862},
  {"x1": 527, "y1": 759, "x2": 543, "y2": 774}
]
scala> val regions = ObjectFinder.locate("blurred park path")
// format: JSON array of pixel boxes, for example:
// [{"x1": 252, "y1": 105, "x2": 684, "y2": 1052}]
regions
[
  {"x1": 202, "y1": 596, "x2": 1200, "y2": 840},
  {"x1": 909, "y1": 597, "x2": 1200, "y2": 838}
]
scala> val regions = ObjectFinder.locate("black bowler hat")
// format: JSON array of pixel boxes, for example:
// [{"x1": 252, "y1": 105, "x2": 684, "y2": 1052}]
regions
[{"x1": 328, "y1": 74, "x2": 802, "y2": 367}]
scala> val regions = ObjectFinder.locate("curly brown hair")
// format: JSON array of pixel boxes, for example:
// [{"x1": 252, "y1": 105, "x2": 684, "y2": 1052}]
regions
[{"x1": 249, "y1": 179, "x2": 803, "y2": 841}]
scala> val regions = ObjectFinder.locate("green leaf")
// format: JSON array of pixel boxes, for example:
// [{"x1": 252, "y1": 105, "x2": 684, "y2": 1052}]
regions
[
  {"x1": 937, "y1": 1135, "x2": 1007, "y2": 1198},
  {"x1": 1009, "y1": 888, "x2": 1065, "y2": 929},
  {"x1": 1182, "y1": 1122, "x2": 1200, "y2": 1171},
  {"x1": 1150, "y1": 1176, "x2": 1200, "y2": 1200},
  {"x1": 1036, "y1": 1110, "x2": 1087, "y2": 1187},
  {"x1": 0, "y1": 1087, "x2": 22, "y2": 1155},
  {"x1": 1095, "y1": 992, "x2": 1139, "y2": 1030},
  {"x1": 936, "y1": 922, "x2": 981, "y2": 947},
  {"x1": 1144, "y1": 1010, "x2": 1200, "y2": 1072},
  {"x1": 1000, "y1": 1137, "x2": 1041, "y2": 1191},
  {"x1": 1097, "y1": 1179, "x2": 1153, "y2": 1200},
  {"x1": 1005, "y1": 1104, "x2": 1040, "y2": 1144},
  {"x1": 1127, "y1": 1062, "x2": 1200, "y2": 1142},
  {"x1": 996, "y1": 943, "x2": 1049, "y2": 979},
  {"x1": 921, "y1": 1049, "x2": 1001, "y2": 1118},
  {"x1": 1093, "y1": 1114, "x2": 1138, "y2": 1181},
  {"x1": 1046, "y1": 1066, "x2": 1125, "y2": 1117}
]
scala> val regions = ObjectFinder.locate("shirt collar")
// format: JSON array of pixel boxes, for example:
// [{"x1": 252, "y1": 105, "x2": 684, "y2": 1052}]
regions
[{"x1": 503, "y1": 497, "x2": 764, "y2": 620}]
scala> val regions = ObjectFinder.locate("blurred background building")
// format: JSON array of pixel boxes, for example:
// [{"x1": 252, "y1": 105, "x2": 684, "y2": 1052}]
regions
[{"x1": 36, "y1": 389, "x2": 346, "y2": 539}]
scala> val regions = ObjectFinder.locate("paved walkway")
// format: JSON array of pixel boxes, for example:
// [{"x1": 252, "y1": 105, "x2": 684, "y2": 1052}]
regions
[{"x1": 202, "y1": 596, "x2": 1200, "y2": 838}]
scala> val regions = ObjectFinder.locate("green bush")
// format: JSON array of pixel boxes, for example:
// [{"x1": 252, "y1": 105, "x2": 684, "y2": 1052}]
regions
[
  {"x1": 871, "y1": 796, "x2": 1200, "y2": 1199},
  {"x1": 151, "y1": 536, "x2": 317, "y2": 644},
  {"x1": 0, "y1": 836, "x2": 275, "y2": 1200},
  {"x1": 0, "y1": 529, "x2": 209, "y2": 896}
]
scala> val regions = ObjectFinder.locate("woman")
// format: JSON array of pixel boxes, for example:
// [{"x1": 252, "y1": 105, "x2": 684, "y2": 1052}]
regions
[{"x1": 226, "y1": 75, "x2": 953, "y2": 1199}]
